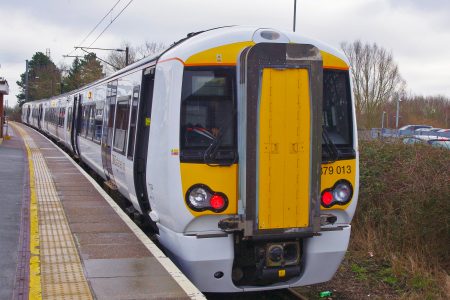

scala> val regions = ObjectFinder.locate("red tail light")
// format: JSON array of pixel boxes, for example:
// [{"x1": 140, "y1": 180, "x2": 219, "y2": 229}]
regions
[
  {"x1": 321, "y1": 191, "x2": 333, "y2": 206},
  {"x1": 210, "y1": 194, "x2": 225, "y2": 210},
  {"x1": 186, "y1": 184, "x2": 228, "y2": 213}
]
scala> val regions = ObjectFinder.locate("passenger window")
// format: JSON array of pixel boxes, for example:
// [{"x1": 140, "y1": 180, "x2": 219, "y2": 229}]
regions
[
  {"x1": 59, "y1": 107, "x2": 66, "y2": 127},
  {"x1": 127, "y1": 86, "x2": 140, "y2": 160},
  {"x1": 67, "y1": 107, "x2": 73, "y2": 132},
  {"x1": 93, "y1": 101, "x2": 104, "y2": 142},
  {"x1": 81, "y1": 106, "x2": 89, "y2": 137},
  {"x1": 113, "y1": 97, "x2": 130, "y2": 154},
  {"x1": 87, "y1": 105, "x2": 95, "y2": 140}
]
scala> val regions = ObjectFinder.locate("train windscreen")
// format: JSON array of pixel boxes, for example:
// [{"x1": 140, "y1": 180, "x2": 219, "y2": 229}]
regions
[
  {"x1": 322, "y1": 69, "x2": 354, "y2": 159},
  {"x1": 180, "y1": 67, "x2": 236, "y2": 163}
]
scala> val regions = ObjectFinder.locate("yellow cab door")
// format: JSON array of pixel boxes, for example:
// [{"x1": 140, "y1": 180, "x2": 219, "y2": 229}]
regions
[{"x1": 258, "y1": 68, "x2": 311, "y2": 230}]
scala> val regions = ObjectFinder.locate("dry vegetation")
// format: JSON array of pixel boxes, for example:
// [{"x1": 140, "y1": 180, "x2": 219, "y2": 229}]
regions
[
  {"x1": 382, "y1": 95, "x2": 450, "y2": 129},
  {"x1": 298, "y1": 140, "x2": 449, "y2": 299},
  {"x1": 354, "y1": 140, "x2": 449, "y2": 298}
]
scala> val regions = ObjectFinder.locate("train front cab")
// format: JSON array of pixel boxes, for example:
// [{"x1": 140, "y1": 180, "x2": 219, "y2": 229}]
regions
[
  {"x1": 152, "y1": 29, "x2": 358, "y2": 292},
  {"x1": 156, "y1": 33, "x2": 357, "y2": 292}
]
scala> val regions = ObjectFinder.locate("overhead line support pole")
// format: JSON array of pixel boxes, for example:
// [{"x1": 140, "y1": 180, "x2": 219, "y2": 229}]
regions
[
  {"x1": 293, "y1": 0, "x2": 297, "y2": 32},
  {"x1": 78, "y1": 48, "x2": 120, "y2": 70},
  {"x1": 25, "y1": 60, "x2": 29, "y2": 103}
]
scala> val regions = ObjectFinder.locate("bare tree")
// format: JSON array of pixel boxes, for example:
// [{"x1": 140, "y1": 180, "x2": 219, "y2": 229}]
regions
[
  {"x1": 382, "y1": 94, "x2": 450, "y2": 128},
  {"x1": 105, "y1": 42, "x2": 136, "y2": 72},
  {"x1": 341, "y1": 40, "x2": 406, "y2": 128},
  {"x1": 135, "y1": 41, "x2": 166, "y2": 59},
  {"x1": 105, "y1": 41, "x2": 166, "y2": 73}
]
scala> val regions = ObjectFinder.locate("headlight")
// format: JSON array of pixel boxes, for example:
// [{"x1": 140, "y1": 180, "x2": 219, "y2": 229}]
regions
[
  {"x1": 333, "y1": 181, "x2": 352, "y2": 203},
  {"x1": 188, "y1": 187, "x2": 208, "y2": 208},
  {"x1": 186, "y1": 184, "x2": 228, "y2": 213},
  {"x1": 321, "y1": 180, "x2": 353, "y2": 208}
]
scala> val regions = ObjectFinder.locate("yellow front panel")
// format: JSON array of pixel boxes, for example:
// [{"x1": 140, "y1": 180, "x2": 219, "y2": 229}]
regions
[
  {"x1": 258, "y1": 68, "x2": 311, "y2": 229},
  {"x1": 320, "y1": 51, "x2": 349, "y2": 70},
  {"x1": 185, "y1": 41, "x2": 255, "y2": 66},
  {"x1": 180, "y1": 163, "x2": 238, "y2": 216}
]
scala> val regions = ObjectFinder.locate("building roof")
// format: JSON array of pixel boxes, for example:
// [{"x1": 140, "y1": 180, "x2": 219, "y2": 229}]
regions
[{"x1": 0, "y1": 77, "x2": 9, "y2": 95}]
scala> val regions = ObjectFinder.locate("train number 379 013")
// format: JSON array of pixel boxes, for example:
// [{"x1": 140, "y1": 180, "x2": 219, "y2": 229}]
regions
[{"x1": 321, "y1": 165, "x2": 352, "y2": 175}]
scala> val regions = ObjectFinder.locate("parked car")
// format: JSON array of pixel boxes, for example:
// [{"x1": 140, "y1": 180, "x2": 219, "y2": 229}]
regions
[
  {"x1": 415, "y1": 127, "x2": 442, "y2": 132},
  {"x1": 399, "y1": 125, "x2": 432, "y2": 131},
  {"x1": 415, "y1": 128, "x2": 442, "y2": 133},
  {"x1": 429, "y1": 139, "x2": 450, "y2": 150},
  {"x1": 399, "y1": 125, "x2": 432, "y2": 136},
  {"x1": 402, "y1": 135, "x2": 450, "y2": 150},
  {"x1": 403, "y1": 136, "x2": 430, "y2": 145}
]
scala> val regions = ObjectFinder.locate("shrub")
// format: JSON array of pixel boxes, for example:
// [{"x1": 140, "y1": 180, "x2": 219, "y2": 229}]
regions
[{"x1": 351, "y1": 140, "x2": 449, "y2": 298}]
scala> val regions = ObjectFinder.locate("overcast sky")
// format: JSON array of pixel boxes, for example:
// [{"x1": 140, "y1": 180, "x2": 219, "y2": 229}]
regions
[{"x1": 1, "y1": 0, "x2": 449, "y2": 105}]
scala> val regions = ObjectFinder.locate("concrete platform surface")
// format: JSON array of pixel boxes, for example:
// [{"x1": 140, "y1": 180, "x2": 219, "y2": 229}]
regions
[
  {"x1": 2, "y1": 122, "x2": 204, "y2": 300},
  {"x1": 0, "y1": 125, "x2": 27, "y2": 300}
]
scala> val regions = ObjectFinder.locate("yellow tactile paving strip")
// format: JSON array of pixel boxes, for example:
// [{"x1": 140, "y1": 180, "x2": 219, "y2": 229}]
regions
[{"x1": 12, "y1": 124, "x2": 93, "y2": 300}]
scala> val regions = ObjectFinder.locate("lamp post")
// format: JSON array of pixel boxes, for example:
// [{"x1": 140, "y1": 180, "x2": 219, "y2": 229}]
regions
[
  {"x1": 381, "y1": 111, "x2": 386, "y2": 129},
  {"x1": 395, "y1": 96, "x2": 402, "y2": 130},
  {"x1": 25, "y1": 60, "x2": 29, "y2": 103}
]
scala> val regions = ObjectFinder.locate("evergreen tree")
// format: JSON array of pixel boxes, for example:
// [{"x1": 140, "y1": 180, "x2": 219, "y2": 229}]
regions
[
  {"x1": 63, "y1": 57, "x2": 83, "y2": 91},
  {"x1": 80, "y1": 53, "x2": 104, "y2": 86},
  {"x1": 62, "y1": 53, "x2": 104, "y2": 92},
  {"x1": 16, "y1": 52, "x2": 61, "y2": 105}
]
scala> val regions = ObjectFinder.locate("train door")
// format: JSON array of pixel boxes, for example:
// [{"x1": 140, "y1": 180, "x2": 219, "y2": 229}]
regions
[
  {"x1": 101, "y1": 80, "x2": 118, "y2": 182},
  {"x1": 66, "y1": 103, "x2": 73, "y2": 148},
  {"x1": 37, "y1": 104, "x2": 43, "y2": 129},
  {"x1": 133, "y1": 67, "x2": 155, "y2": 213},
  {"x1": 55, "y1": 106, "x2": 60, "y2": 138},
  {"x1": 26, "y1": 106, "x2": 31, "y2": 124},
  {"x1": 72, "y1": 94, "x2": 82, "y2": 155},
  {"x1": 239, "y1": 43, "x2": 323, "y2": 238}
]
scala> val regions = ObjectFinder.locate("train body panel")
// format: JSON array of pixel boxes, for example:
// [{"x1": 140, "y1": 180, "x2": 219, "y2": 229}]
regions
[
  {"x1": 146, "y1": 59, "x2": 190, "y2": 231},
  {"x1": 22, "y1": 26, "x2": 359, "y2": 292}
]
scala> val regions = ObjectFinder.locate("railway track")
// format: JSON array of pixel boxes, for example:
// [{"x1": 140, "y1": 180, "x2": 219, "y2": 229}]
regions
[
  {"x1": 287, "y1": 288, "x2": 309, "y2": 300},
  {"x1": 204, "y1": 288, "x2": 309, "y2": 300}
]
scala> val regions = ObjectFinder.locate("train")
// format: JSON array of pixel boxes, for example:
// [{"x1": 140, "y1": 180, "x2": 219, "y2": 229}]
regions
[{"x1": 22, "y1": 26, "x2": 359, "y2": 292}]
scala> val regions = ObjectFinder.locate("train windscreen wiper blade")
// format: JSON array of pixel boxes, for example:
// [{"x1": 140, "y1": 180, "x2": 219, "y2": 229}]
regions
[
  {"x1": 322, "y1": 126, "x2": 340, "y2": 163},
  {"x1": 203, "y1": 110, "x2": 237, "y2": 166}
]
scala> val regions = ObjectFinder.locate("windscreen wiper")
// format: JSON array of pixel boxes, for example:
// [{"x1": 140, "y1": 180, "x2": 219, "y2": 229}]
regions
[
  {"x1": 203, "y1": 110, "x2": 237, "y2": 166},
  {"x1": 322, "y1": 126, "x2": 340, "y2": 163}
]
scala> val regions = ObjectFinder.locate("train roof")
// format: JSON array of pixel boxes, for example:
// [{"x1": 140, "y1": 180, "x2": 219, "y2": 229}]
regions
[
  {"x1": 161, "y1": 26, "x2": 349, "y2": 65},
  {"x1": 26, "y1": 26, "x2": 349, "y2": 104}
]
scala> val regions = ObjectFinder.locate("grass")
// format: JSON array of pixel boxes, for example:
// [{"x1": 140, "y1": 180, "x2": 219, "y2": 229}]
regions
[{"x1": 350, "y1": 140, "x2": 450, "y2": 299}]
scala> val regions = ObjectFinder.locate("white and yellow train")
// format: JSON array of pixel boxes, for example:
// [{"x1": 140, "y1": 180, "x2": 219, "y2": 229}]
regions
[{"x1": 22, "y1": 26, "x2": 359, "y2": 292}]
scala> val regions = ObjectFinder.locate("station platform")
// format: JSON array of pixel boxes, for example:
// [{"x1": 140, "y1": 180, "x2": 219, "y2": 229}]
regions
[{"x1": 0, "y1": 122, "x2": 204, "y2": 300}]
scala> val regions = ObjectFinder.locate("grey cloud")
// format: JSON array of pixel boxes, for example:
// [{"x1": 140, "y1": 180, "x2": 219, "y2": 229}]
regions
[{"x1": 388, "y1": 0, "x2": 450, "y2": 12}]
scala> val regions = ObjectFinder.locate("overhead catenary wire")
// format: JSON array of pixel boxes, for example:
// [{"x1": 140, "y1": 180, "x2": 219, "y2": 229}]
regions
[
  {"x1": 78, "y1": 0, "x2": 123, "y2": 47},
  {"x1": 65, "y1": 0, "x2": 122, "y2": 57},
  {"x1": 88, "y1": 0, "x2": 134, "y2": 48}
]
